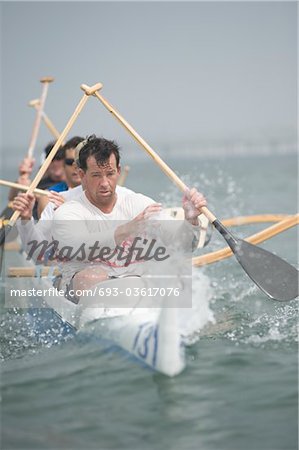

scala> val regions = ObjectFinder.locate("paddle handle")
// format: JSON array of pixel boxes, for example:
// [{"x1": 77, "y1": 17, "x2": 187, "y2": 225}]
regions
[
  {"x1": 80, "y1": 83, "x2": 103, "y2": 95},
  {"x1": 27, "y1": 77, "x2": 54, "y2": 158},
  {"x1": 86, "y1": 85, "x2": 217, "y2": 224},
  {"x1": 40, "y1": 77, "x2": 55, "y2": 83}
]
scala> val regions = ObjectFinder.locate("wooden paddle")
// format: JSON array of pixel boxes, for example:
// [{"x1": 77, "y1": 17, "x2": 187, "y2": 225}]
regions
[
  {"x1": 83, "y1": 82, "x2": 298, "y2": 301},
  {"x1": 27, "y1": 77, "x2": 54, "y2": 158},
  {"x1": 0, "y1": 179, "x2": 48, "y2": 196},
  {"x1": 193, "y1": 214, "x2": 299, "y2": 266},
  {"x1": 0, "y1": 77, "x2": 54, "y2": 228},
  {"x1": 28, "y1": 98, "x2": 63, "y2": 142},
  {"x1": 0, "y1": 82, "x2": 103, "y2": 246}
]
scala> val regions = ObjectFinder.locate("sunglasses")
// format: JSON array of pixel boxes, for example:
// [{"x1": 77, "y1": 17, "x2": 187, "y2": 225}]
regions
[{"x1": 65, "y1": 158, "x2": 75, "y2": 166}]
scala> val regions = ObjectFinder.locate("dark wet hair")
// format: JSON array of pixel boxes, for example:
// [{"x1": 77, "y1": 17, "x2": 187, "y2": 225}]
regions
[
  {"x1": 62, "y1": 136, "x2": 84, "y2": 154},
  {"x1": 76, "y1": 135, "x2": 120, "y2": 172},
  {"x1": 44, "y1": 141, "x2": 64, "y2": 161}
]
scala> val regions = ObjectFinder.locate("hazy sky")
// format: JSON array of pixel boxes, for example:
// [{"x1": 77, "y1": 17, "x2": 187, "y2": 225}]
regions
[{"x1": 0, "y1": 1, "x2": 297, "y2": 157}]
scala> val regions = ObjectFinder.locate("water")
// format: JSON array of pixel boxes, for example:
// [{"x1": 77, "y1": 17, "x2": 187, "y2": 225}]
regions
[{"x1": 1, "y1": 153, "x2": 298, "y2": 450}]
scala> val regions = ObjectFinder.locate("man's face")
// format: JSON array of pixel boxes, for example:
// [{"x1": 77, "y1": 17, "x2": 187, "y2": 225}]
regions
[
  {"x1": 47, "y1": 159, "x2": 65, "y2": 182},
  {"x1": 64, "y1": 148, "x2": 81, "y2": 188},
  {"x1": 79, "y1": 154, "x2": 120, "y2": 208}
]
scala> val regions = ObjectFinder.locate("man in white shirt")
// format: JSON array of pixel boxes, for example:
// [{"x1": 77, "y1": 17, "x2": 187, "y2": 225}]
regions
[{"x1": 51, "y1": 136, "x2": 207, "y2": 299}]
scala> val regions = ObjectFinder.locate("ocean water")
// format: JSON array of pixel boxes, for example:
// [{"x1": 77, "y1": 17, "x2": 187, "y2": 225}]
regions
[{"x1": 0, "y1": 152, "x2": 298, "y2": 450}]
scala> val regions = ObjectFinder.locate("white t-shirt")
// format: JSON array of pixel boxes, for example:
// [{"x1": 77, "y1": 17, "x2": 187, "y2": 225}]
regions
[
  {"x1": 51, "y1": 188, "x2": 199, "y2": 287},
  {"x1": 52, "y1": 188, "x2": 155, "y2": 281},
  {"x1": 18, "y1": 185, "x2": 155, "y2": 270}
]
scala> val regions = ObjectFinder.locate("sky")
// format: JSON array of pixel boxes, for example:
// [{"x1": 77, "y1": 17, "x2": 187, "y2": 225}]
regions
[{"x1": 0, "y1": 1, "x2": 297, "y2": 161}]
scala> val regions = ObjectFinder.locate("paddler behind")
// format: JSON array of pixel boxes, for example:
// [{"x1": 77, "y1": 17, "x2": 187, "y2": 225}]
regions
[
  {"x1": 36, "y1": 136, "x2": 84, "y2": 216},
  {"x1": 11, "y1": 137, "x2": 85, "y2": 250},
  {"x1": 7, "y1": 141, "x2": 65, "y2": 202}
]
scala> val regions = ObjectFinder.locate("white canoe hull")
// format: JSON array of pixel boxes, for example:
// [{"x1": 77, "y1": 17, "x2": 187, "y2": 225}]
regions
[
  {"x1": 30, "y1": 275, "x2": 186, "y2": 377},
  {"x1": 85, "y1": 306, "x2": 185, "y2": 376}
]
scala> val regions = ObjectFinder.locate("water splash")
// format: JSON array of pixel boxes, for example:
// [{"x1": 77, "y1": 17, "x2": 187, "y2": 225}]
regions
[
  {"x1": 0, "y1": 307, "x2": 74, "y2": 360},
  {"x1": 244, "y1": 303, "x2": 298, "y2": 346},
  {"x1": 179, "y1": 271, "x2": 215, "y2": 344}
]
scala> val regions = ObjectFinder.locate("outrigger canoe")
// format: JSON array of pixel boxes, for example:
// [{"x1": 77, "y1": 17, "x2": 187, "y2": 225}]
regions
[
  {"x1": 8, "y1": 270, "x2": 186, "y2": 377},
  {"x1": 5, "y1": 212, "x2": 211, "y2": 377}
]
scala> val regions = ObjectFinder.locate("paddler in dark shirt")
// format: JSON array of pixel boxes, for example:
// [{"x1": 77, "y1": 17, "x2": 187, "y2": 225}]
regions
[
  {"x1": 8, "y1": 141, "x2": 65, "y2": 199},
  {"x1": 36, "y1": 136, "x2": 84, "y2": 216}
]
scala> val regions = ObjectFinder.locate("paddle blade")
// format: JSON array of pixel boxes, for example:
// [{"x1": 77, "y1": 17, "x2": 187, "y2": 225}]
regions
[
  {"x1": 0, "y1": 205, "x2": 14, "y2": 220},
  {"x1": 234, "y1": 239, "x2": 298, "y2": 301},
  {"x1": 213, "y1": 219, "x2": 298, "y2": 301},
  {"x1": 0, "y1": 224, "x2": 13, "y2": 247}
]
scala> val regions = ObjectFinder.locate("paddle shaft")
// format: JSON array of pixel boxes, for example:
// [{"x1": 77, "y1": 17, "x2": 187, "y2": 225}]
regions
[
  {"x1": 27, "y1": 77, "x2": 54, "y2": 158},
  {"x1": 41, "y1": 111, "x2": 62, "y2": 141},
  {"x1": 0, "y1": 179, "x2": 48, "y2": 196},
  {"x1": 85, "y1": 87, "x2": 217, "y2": 223},
  {"x1": 29, "y1": 99, "x2": 62, "y2": 141}
]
